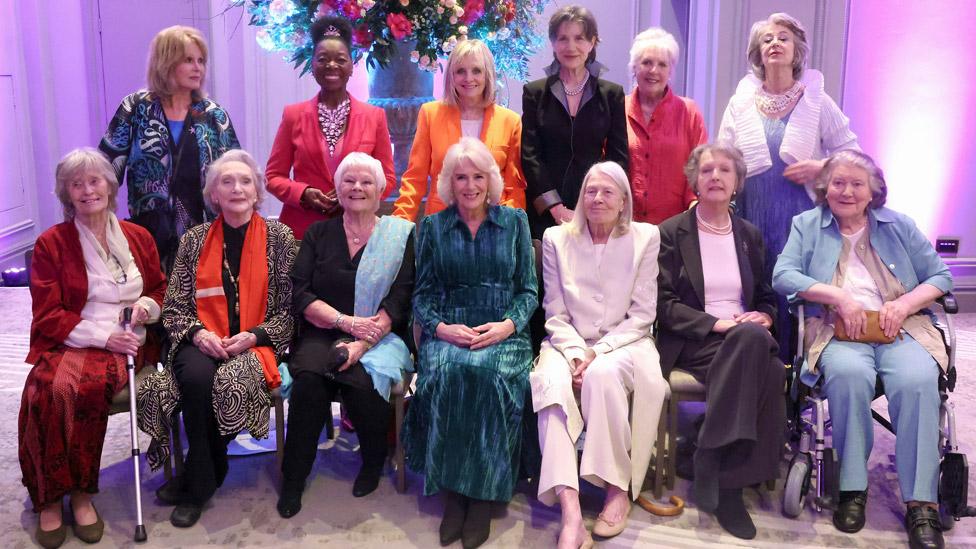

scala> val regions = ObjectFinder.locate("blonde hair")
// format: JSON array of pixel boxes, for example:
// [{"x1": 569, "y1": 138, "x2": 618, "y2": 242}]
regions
[
  {"x1": 443, "y1": 40, "x2": 496, "y2": 107},
  {"x1": 146, "y1": 25, "x2": 208, "y2": 101},
  {"x1": 565, "y1": 161, "x2": 632, "y2": 237},
  {"x1": 436, "y1": 137, "x2": 504, "y2": 207},
  {"x1": 54, "y1": 148, "x2": 120, "y2": 221},
  {"x1": 747, "y1": 13, "x2": 809, "y2": 81},
  {"x1": 203, "y1": 149, "x2": 266, "y2": 213}
]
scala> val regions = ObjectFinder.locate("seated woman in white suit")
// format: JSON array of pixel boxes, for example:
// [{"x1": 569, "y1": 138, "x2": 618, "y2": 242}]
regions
[{"x1": 531, "y1": 161, "x2": 666, "y2": 548}]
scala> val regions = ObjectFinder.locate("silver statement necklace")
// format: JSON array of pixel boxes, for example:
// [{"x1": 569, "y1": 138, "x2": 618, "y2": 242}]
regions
[
  {"x1": 562, "y1": 71, "x2": 590, "y2": 96},
  {"x1": 755, "y1": 80, "x2": 804, "y2": 116},
  {"x1": 318, "y1": 98, "x2": 351, "y2": 156}
]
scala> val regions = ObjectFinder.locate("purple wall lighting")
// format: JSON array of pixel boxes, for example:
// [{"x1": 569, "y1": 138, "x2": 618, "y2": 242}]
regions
[{"x1": 844, "y1": 0, "x2": 976, "y2": 255}]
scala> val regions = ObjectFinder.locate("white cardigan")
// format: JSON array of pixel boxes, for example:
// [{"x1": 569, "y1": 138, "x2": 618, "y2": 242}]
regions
[{"x1": 718, "y1": 69, "x2": 859, "y2": 184}]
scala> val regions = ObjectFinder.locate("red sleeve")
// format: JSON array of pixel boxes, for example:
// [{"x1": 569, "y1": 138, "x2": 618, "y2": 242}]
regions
[
  {"x1": 685, "y1": 101, "x2": 709, "y2": 207},
  {"x1": 266, "y1": 107, "x2": 307, "y2": 207},
  {"x1": 373, "y1": 109, "x2": 397, "y2": 200},
  {"x1": 29, "y1": 233, "x2": 82, "y2": 347}
]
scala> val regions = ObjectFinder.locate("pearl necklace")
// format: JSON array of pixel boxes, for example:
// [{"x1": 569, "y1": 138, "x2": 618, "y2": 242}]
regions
[
  {"x1": 562, "y1": 71, "x2": 590, "y2": 96},
  {"x1": 344, "y1": 217, "x2": 377, "y2": 245},
  {"x1": 755, "y1": 80, "x2": 804, "y2": 116},
  {"x1": 696, "y1": 208, "x2": 732, "y2": 235}
]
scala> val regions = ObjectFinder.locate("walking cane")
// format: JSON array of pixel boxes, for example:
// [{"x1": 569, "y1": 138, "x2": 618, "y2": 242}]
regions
[{"x1": 122, "y1": 307, "x2": 148, "y2": 542}]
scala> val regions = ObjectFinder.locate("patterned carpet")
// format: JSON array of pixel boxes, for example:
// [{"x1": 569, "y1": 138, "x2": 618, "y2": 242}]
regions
[{"x1": 2, "y1": 286, "x2": 976, "y2": 548}]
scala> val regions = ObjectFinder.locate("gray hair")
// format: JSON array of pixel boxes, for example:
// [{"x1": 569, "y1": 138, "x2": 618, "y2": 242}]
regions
[
  {"x1": 566, "y1": 161, "x2": 633, "y2": 237},
  {"x1": 54, "y1": 147, "x2": 120, "y2": 221},
  {"x1": 334, "y1": 152, "x2": 387, "y2": 211},
  {"x1": 628, "y1": 27, "x2": 679, "y2": 78},
  {"x1": 203, "y1": 149, "x2": 265, "y2": 213},
  {"x1": 747, "y1": 12, "x2": 809, "y2": 81},
  {"x1": 813, "y1": 149, "x2": 888, "y2": 209},
  {"x1": 436, "y1": 137, "x2": 504, "y2": 207},
  {"x1": 684, "y1": 142, "x2": 748, "y2": 196}
]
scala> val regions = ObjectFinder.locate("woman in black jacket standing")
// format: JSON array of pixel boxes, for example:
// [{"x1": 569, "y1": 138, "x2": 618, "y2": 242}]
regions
[{"x1": 521, "y1": 5, "x2": 629, "y2": 240}]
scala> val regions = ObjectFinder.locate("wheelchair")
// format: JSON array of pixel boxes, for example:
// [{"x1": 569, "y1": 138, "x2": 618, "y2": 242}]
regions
[{"x1": 781, "y1": 292, "x2": 976, "y2": 529}]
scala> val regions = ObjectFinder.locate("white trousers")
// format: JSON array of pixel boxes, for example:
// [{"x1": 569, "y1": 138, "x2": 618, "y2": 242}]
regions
[{"x1": 533, "y1": 344, "x2": 664, "y2": 506}]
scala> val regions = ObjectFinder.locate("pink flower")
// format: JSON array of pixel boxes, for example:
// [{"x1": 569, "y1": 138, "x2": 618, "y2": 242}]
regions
[
  {"x1": 386, "y1": 12, "x2": 413, "y2": 40},
  {"x1": 340, "y1": 1, "x2": 360, "y2": 18},
  {"x1": 461, "y1": 0, "x2": 484, "y2": 24}
]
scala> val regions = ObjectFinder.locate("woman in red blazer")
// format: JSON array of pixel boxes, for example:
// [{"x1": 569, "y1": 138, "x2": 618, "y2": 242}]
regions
[
  {"x1": 21, "y1": 148, "x2": 166, "y2": 548},
  {"x1": 266, "y1": 16, "x2": 395, "y2": 239}
]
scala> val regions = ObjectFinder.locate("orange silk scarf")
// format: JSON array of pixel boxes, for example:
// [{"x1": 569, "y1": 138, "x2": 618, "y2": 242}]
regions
[{"x1": 195, "y1": 213, "x2": 280, "y2": 388}]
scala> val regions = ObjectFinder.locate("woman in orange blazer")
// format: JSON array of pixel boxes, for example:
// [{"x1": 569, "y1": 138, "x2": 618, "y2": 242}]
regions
[
  {"x1": 266, "y1": 16, "x2": 395, "y2": 239},
  {"x1": 393, "y1": 39, "x2": 525, "y2": 221}
]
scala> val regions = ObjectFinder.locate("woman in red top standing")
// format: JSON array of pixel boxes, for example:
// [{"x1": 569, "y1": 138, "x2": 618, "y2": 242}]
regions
[
  {"x1": 626, "y1": 28, "x2": 707, "y2": 224},
  {"x1": 265, "y1": 16, "x2": 395, "y2": 239}
]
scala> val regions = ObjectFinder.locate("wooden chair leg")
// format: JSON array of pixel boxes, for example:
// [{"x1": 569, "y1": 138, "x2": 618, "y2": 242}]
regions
[
  {"x1": 394, "y1": 393, "x2": 406, "y2": 493},
  {"x1": 653, "y1": 397, "x2": 668, "y2": 499},
  {"x1": 667, "y1": 395, "x2": 680, "y2": 491}
]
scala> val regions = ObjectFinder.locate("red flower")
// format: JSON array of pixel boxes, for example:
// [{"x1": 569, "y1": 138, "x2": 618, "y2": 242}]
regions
[
  {"x1": 461, "y1": 0, "x2": 485, "y2": 24},
  {"x1": 339, "y1": 1, "x2": 360, "y2": 19},
  {"x1": 352, "y1": 24, "x2": 374, "y2": 48},
  {"x1": 386, "y1": 12, "x2": 413, "y2": 40},
  {"x1": 504, "y1": 0, "x2": 516, "y2": 23}
]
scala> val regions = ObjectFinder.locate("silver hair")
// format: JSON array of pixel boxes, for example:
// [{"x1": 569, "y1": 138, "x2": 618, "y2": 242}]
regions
[
  {"x1": 203, "y1": 149, "x2": 265, "y2": 213},
  {"x1": 565, "y1": 161, "x2": 633, "y2": 237},
  {"x1": 334, "y1": 152, "x2": 388, "y2": 211},
  {"x1": 684, "y1": 142, "x2": 748, "y2": 196},
  {"x1": 747, "y1": 12, "x2": 809, "y2": 81},
  {"x1": 54, "y1": 147, "x2": 120, "y2": 221},
  {"x1": 436, "y1": 137, "x2": 504, "y2": 207},
  {"x1": 628, "y1": 27, "x2": 679, "y2": 78},
  {"x1": 813, "y1": 149, "x2": 888, "y2": 209}
]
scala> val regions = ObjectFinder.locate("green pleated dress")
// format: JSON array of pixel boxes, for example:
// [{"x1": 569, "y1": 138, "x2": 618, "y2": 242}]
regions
[{"x1": 402, "y1": 205, "x2": 538, "y2": 502}]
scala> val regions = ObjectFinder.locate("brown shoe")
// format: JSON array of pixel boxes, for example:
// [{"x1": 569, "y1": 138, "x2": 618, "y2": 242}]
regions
[
  {"x1": 35, "y1": 522, "x2": 67, "y2": 549},
  {"x1": 72, "y1": 502, "x2": 105, "y2": 543}
]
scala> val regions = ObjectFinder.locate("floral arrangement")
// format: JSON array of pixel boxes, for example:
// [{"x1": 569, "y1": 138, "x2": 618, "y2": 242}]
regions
[{"x1": 242, "y1": 0, "x2": 551, "y2": 82}]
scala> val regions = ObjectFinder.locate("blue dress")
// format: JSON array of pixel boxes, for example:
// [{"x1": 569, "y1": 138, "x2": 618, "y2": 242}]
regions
[
  {"x1": 737, "y1": 111, "x2": 813, "y2": 358},
  {"x1": 402, "y1": 205, "x2": 538, "y2": 502}
]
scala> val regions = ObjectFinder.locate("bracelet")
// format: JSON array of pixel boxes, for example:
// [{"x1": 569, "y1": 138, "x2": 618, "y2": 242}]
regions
[{"x1": 333, "y1": 313, "x2": 344, "y2": 330}]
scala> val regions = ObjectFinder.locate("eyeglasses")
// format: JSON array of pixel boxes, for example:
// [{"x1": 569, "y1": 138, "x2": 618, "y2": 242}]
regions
[{"x1": 110, "y1": 254, "x2": 128, "y2": 285}]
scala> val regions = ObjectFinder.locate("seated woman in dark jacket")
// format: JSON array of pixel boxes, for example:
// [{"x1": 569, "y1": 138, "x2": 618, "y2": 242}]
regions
[
  {"x1": 655, "y1": 143, "x2": 784, "y2": 540},
  {"x1": 277, "y1": 152, "x2": 415, "y2": 518}
]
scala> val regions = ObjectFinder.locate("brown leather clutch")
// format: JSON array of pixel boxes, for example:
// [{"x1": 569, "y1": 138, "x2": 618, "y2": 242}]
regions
[{"x1": 834, "y1": 310, "x2": 897, "y2": 344}]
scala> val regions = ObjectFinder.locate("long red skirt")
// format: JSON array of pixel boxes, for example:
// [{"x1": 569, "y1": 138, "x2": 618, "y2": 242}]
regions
[{"x1": 18, "y1": 347, "x2": 126, "y2": 511}]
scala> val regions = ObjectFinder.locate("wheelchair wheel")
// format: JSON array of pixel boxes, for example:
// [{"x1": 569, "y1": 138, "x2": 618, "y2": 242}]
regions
[{"x1": 782, "y1": 455, "x2": 812, "y2": 518}]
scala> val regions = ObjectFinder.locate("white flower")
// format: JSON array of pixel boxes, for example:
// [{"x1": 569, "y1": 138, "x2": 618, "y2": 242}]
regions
[
  {"x1": 442, "y1": 0, "x2": 455, "y2": 8},
  {"x1": 419, "y1": 54, "x2": 430, "y2": 67},
  {"x1": 449, "y1": 15, "x2": 457, "y2": 24},
  {"x1": 486, "y1": 31, "x2": 496, "y2": 40},
  {"x1": 437, "y1": 6, "x2": 444, "y2": 14},
  {"x1": 410, "y1": 50, "x2": 420, "y2": 63},
  {"x1": 458, "y1": 25, "x2": 468, "y2": 35},
  {"x1": 497, "y1": 27, "x2": 511, "y2": 40},
  {"x1": 255, "y1": 29, "x2": 275, "y2": 51},
  {"x1": 454, "y1": 6, "x2": 464, "y2": 17}
]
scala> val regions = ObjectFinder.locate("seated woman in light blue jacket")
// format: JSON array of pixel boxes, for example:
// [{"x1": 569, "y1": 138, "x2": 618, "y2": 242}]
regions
[{"x1": 772, "y1": 150, "x2": 951, "y2": 549}]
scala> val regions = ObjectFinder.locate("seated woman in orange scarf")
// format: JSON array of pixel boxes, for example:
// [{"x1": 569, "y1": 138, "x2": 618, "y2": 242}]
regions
[
  {"x1": 392, "y1": 39, "x2": 525, "y2": 221},
  {"x1": 137, "y1": 150, "x2": 297, "y2": 528},
  {"x1": 20, "y1": 148, "x2": 166, "y2": 549}
]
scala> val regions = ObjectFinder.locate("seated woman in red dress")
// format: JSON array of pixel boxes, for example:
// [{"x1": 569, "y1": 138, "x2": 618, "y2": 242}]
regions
[{"x1": 20, "y1": 148, "x2": 166, "y2": 549}]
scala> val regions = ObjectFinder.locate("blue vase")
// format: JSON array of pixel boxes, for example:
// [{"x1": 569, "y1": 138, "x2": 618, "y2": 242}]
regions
[{"x1": 367, "y1": 40, "x2": 435, "y2": 194}]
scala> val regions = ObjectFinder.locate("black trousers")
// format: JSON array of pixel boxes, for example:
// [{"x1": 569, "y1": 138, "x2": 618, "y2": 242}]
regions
[
  {"x1": 172, "y1": 344, "x2": 235, "y2": 504},
  {"x1": 675, "y1": 322, "x2": 786, "y2": 488},
  {"x1": 281, "y1": 368, "x2": 391, "y2": 484}
]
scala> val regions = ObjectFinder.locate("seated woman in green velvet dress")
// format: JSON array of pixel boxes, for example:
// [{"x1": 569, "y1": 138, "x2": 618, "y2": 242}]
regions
[{"x1": 402, "y1": 137, "x2": 538, "y2": 549}]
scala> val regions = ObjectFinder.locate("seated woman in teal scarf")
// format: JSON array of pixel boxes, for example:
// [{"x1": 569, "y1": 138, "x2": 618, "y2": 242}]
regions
[
  {"x1": 277, "y1": 152, "x2": 415, "y2": 518},
  {"x1": 402, "y1": 137, "x2": 538, "y2": 549}
]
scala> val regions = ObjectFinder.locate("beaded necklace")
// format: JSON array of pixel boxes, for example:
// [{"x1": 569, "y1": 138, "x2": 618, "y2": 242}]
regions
[
  {"x1": 222, "y1": 241, "x2": 240, "y2": 316},
  {"x1": 562, "y1": 71, "x2": 590, "y2": 97},
  {"x1": 317, "y1": 98, "x2": 351, "y2": 156},
  {"x1": 755, "y1": 80, "x2": 804, "y2": 117}
]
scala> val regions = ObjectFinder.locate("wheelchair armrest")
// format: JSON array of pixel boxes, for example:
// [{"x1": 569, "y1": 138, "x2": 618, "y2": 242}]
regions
[{"x1": 937, "y1": 292, "x2": 959, "y2": 314}]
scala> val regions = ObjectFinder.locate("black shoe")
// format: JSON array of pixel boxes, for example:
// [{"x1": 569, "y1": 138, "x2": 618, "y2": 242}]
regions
[
  {"x1": 461, "y1": 498, "x2": 492, "y2": 549},
  {"x1": 905, "y1": 506, "x2": 944, "y2": 549},
  {"x1": 170, "y1": 503, "x2": 203, "y2": 528},
  {"x1": 155, "y1": 477, "x2": 187, "y2": 506},
  {"x1": 715, "y1": 488, "x2": 756, "y2": 540},
  {"x1": 352, "y1": 465, "x2": 382, "y2": 498},
  {"x1": 832, "y1": 490, "x2": 867, "y2": 533},
  {"x1": 277, "y1": 479, "x2": 304, "y2": 519},
  {"x1": 440, "y1": 491, "x2": 468, "y2": 546}
]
